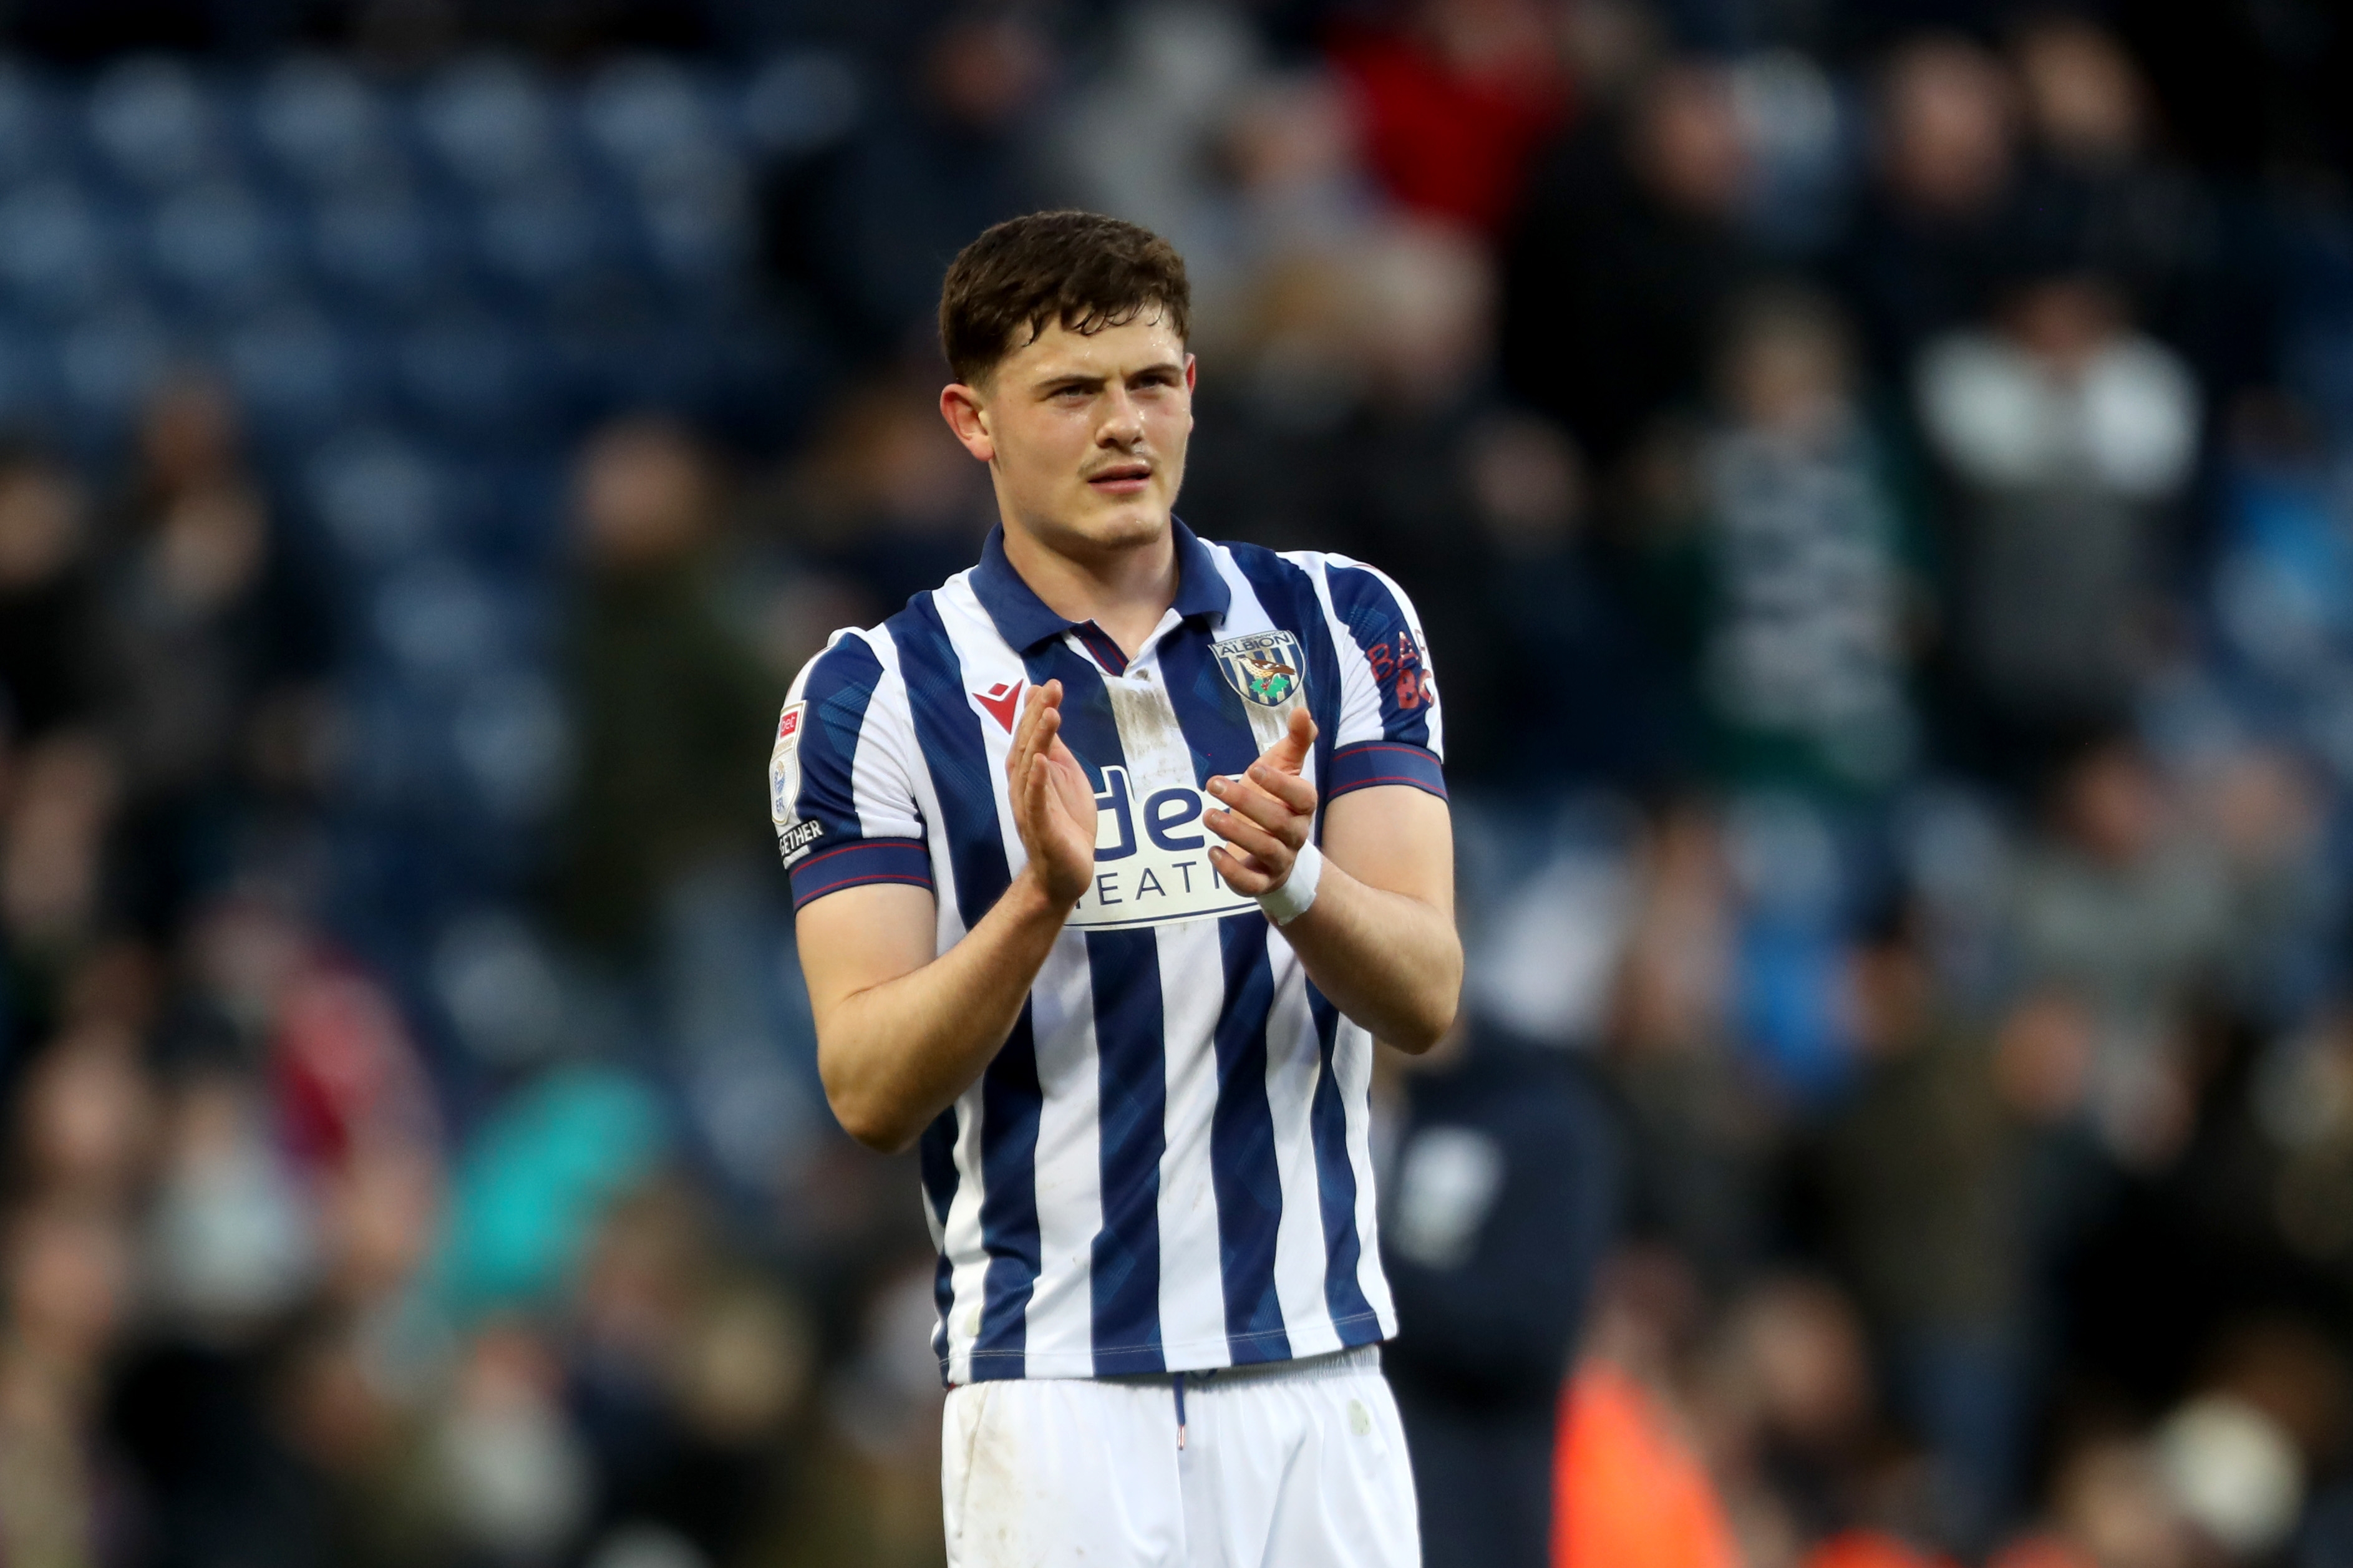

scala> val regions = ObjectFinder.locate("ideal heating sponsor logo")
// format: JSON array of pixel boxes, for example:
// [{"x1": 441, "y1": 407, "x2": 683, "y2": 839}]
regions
[{"x1": 1067, "y1": 765, "x2": 1255, "y2": 930}]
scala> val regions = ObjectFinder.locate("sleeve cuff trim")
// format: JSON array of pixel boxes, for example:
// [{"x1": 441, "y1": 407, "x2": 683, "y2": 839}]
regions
[
  {"x1": 788, "y1": 839, "x2": 934, "y2": 910},
  {"x1": 1325, "y1": 741, "x2": 1447, "y2": 801}
]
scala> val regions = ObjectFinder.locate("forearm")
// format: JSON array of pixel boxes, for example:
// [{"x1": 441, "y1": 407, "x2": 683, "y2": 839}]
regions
[
  {"x1": 1279, "y1": 859, "x2": 1461, "y2": 1053},
  {"x1": 816, "y1": 871, "x2": 1070, "y2": 1151}
]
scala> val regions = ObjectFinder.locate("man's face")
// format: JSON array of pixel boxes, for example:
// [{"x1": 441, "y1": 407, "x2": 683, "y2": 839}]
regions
[{"x1": 945, "y1": 310, "x2": 1195, "y2": 558}]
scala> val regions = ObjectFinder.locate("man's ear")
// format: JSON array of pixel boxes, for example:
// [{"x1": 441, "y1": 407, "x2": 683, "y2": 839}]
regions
[{"x1": 940, "y1": 382, "x2": 995, "y2": 463}]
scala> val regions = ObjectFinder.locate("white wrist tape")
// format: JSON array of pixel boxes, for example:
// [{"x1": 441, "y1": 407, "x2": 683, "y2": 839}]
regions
[{"x1": 1256, "y1": 840, "x2": 1323, "y2": 927}]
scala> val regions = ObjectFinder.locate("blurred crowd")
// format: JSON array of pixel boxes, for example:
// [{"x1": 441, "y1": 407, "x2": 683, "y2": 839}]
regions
[{"x1": 2, "y1": 1, "x2": 2353, "y2": 1567}]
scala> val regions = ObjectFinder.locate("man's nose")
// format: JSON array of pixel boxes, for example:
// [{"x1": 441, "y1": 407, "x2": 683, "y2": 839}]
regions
[{"x1": 1097, "y1": 385, "x2": 1145, "y2": 444}]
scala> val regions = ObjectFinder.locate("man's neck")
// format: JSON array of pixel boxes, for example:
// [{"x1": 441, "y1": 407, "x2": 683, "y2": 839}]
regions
[{"x1": 1001, "y1": 520, "x2": 1179, "y2": 657}]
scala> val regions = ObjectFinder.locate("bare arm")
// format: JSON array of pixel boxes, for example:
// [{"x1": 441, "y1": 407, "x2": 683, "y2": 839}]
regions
[
  {"x1": 797, "y1": 680, "x2": 1096, "y2": 1153},
  {"x1": 1205, "y1": 709, "x2": 1462, "y2": 1052}
]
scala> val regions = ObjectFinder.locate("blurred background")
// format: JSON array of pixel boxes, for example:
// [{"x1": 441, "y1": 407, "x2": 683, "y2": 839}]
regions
[{"x1": 1, "y1": 1, "x2": 2351, "y2": 1566}]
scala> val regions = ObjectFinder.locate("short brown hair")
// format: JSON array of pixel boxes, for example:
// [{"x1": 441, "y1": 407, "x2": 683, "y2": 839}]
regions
[{"x1": 938, "y1": 211, "x2": 1191, "y2": 385}]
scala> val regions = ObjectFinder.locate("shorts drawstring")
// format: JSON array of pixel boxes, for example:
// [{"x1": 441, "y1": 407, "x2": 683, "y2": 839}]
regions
[{"x1": 1173, "y1": 1372, "x2": 1188, "y2": 1450}]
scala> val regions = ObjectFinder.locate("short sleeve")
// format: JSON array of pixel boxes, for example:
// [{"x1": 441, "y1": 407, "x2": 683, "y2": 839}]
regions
[
  {"x1": 1317, "y1": 558, "x2": 1447, "y2": 802},
  {"x1": 772, "y1": 632, "x2": 934, "y2": 910}
]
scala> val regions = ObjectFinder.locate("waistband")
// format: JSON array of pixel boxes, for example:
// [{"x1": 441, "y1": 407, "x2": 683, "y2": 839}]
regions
[{"x1": 1101, "y1": 1343, "x2": 1382, "y2": 1391}]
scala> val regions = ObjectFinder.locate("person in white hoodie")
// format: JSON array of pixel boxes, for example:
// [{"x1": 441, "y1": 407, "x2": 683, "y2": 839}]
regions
[{"x1": 1914, "y1": 272, "x2": 2200, "y2": 780}]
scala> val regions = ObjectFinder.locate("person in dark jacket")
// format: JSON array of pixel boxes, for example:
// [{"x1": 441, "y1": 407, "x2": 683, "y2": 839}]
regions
[
  {"x1": 1382, "y1": 1015, "x2": 1623, "y2": 1568},
  {"x1": 1500, "y1": 59, "x2": 1754, "y2": 479}
]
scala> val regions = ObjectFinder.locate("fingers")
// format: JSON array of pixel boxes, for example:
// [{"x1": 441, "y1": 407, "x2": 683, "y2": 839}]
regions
[
  {"x1": 1264, "y1": 705, "x2": 1317, "y2": 774},
  {"x1": 1246, "y1": 757, "x2": 1317, "y2": 815},
  {"x1": 1009, "y1": 683, "x2": 1058, "y2": 818},
  {"x1": 1011, "y1": 680, "x2": 1062, "y2": 765},
  {"x1": 1207, "y1": 770, "x2": 1312, "y2": 836},
  {"x1": 1205, "y1": 772, "x2": 1299, "y2": 838},
  {"x1": 1205, "y1": 794, "x2": 1292, "y2": 866},
  {"x1": 1006, "y1": 679, "x2": 1061, "y2": 796},
  {"x1": 1208, "y1": 843, "x2": 1278, "y2": 894}
]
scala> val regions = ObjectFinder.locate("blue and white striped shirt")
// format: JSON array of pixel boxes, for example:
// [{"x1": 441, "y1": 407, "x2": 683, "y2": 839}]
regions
[{"x1": 771, "y1": 521, "x2": 1447, "y2": 1383}]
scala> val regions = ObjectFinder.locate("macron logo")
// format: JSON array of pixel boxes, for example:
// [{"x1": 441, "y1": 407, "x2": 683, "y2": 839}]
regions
[{"x1": 974, "y1": 680, "x2": 1023, "y2": 733}]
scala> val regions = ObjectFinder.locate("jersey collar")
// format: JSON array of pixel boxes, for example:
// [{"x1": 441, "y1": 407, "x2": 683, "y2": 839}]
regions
[{"x1": 970, "y1": 518, "x2": 1231, "y2": 653}]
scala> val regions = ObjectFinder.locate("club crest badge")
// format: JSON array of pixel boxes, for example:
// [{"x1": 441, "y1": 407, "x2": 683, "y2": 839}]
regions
[{"x1": 1213, "y1": 631, "x2": 1305, "y2": 709}]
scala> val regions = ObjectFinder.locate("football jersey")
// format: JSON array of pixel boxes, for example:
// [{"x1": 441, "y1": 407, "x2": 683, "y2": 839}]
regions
[{"x1": 771, "y1": 521, "x2": 1447, "y2": 1383}]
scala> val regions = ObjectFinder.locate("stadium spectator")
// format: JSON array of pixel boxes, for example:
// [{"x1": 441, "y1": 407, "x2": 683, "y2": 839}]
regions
[
  {"x1": 1914, "y1": 275, "x2": 2200, "y2": 782},
  {"x1": 1555, "y1": 1249, "x2": 1739, "y2": 1568},
  {"x1": 0, "y1": 442, "x2": 104, "y2": 745},
  {"x1": 1607, "y1": 803, "x2": 1780, "y2": 1297},
  {"x1": 1701, "y1": 1274, "x2": 1903, "y2": 1554},
  {"x1": 1326, "y1": 0, "x2": 1573, "y2": 235},
  {"x1": 2006, "y1": 17, "x2": 2246, "y2": 392},
  {"x1": 1819, "y1": 899, "x2": 2047, "y2": 1554},
  {"x1": 2007, "y1": 737, "x2": 2233, "y2": 1170},
  {"x1": 1456, "y1": 410, "x2": 1679, "y2": 790},
  {"x1": 1644, "y1": 285, "x2": 1926, "y2": 798},
  {"x1": 548, "y1": 417, "x2": 772, "y2": 955},
  {"x1": 1502, "y1": 58, "x2": 1755, "y2": 476},
  {"x1": 1834, "y1": 36, "x2": 2026, "y2": 381},
  {"x1": 1381, "y1": 1012, "x2": 1621, "y2": 1568},
  {"x1": 780, "y1": 372, "x2": 994, "y2": 627},
  {"x1": 100, "y1": 377, "x2": 332, "y2": 938},
  {"x1": 762, "y1": 9, "x2": 1055, "y2": 359}
]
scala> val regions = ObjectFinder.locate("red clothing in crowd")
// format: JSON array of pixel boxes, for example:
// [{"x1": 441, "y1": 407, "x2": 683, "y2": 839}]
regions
[{"x1": 1328, "y1": 16, "x2": 1571, "y2": 233}]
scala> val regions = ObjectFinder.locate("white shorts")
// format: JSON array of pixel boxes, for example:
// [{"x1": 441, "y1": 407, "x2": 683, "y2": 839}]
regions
[{"x1": 941, "y1": 1345, "x2": 1421, "y2": 1568}]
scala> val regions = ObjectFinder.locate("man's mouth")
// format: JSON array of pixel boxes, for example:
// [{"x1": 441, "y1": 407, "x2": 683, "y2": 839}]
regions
[{"x1": 1087, "y1": 462, "x2": 1152, "y2": 496}]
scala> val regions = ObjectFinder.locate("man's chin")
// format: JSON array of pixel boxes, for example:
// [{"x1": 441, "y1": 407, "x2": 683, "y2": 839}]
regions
[{"x1": 1055, "y1": 498, "x2": 1170, "y2": 550}]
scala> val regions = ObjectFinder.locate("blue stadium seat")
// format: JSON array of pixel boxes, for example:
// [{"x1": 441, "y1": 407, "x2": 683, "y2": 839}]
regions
[
  {"x1": 0, "y1": 59, "x2": 65, "y2": 188},
  {"x1": 634, "y1": 179, "x2": 750, "y2": 292},
  {"x1": 0, "y1": 181, "x2": 130, "y2": 317},
  {"x1": 474, "y1": 183, "x2": 624, "y2": 295},
  {"x1": 463, "y1": 455, "x2": 570, "y2": 574},
  {"x1": 342, "y1": 671, "x2": 470, "y2": 816},
  {"x1": 394, "y1": 312, "x2": 554, "y2": 447},
  {"x1": 583, "y1": 57, "x2": 736, "y2": 188},
  {"x1": 53, "y1": 303, "x2": 173, "y2": 444},
  {"x1": 371, "y1": 551, "x2": 508, "y2": 684},
  {"x1": 737, "y1": 51, "x2": 862, "y2": 161},
  {"x1": 219, "y1": 303, "x2": 363, "y2": 443},
  {"x1": 0, "y1": 321, "x2": 64, "y2": 437},
  {"x1": 449, "y1": 664, "x2": 571, "y2": 823},
  {"x1": 147, "y1": 179, "x2": 298, "y2": 314},
  {"x1": 429, "y1": 905, "x2": 570, "y2": 1066},
  {"x1": 308, "y1": 185, "x2": 466, "y2": 309},
  {"x1": 416, "y1": 57, "x2": 564, "y2": 195},
  {"x1": 86, "y1": 56, "x2": 236, "y2": 192},
  {"x1": 251, "y1": 55, "x2": 405, "y2": 194},
  {"x1": 306, "y1": 426, "x2": 449, "y2": 566}
]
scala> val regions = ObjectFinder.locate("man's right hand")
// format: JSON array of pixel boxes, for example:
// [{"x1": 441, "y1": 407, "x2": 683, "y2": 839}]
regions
[{"x1": 1008, "y1": 679, "x2": 1098, "y2": 908}]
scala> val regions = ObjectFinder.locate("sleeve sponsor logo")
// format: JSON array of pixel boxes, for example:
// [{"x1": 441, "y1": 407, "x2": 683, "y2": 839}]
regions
[
  {"x1": 1364, "y1": 632, "x2": 1434, "y2": 711},
  {"x1": 777, "y1": 817, "x2": 824, "y2": 864}
]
